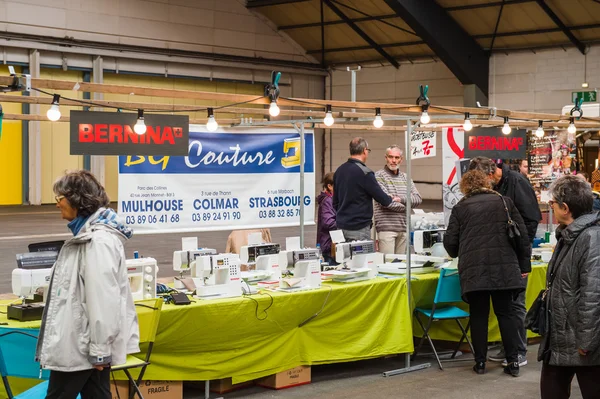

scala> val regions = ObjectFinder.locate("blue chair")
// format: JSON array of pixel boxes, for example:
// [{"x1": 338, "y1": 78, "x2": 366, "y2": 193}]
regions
[
  {"x1": 0, "y1": 328, "x2": 49, "y2": 399},
  {"x1": 413, "y1": 268, "x2": 474, "y2": 370}
]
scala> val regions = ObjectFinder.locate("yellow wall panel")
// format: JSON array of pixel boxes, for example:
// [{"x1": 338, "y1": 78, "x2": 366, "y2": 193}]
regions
[
  {"x1": 40, "y1": 69, "x2": 85, "y2": 204},
  {"x1": 0, "y1": 95, "x2": 23, "y2": 205}
]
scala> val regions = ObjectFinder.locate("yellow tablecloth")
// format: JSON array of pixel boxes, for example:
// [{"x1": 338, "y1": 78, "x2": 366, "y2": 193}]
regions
[
  {"x1": 0, "y1": 277, "x2": 414, "y2": 385},
  {"x1": 410, "y1": 264, "x2": 547, "y2": 342}
]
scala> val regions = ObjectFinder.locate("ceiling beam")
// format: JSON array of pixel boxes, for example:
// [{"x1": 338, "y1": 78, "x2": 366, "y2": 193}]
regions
[
  {"x1": 323, "y1": 0, "x2": 400, "y2": 68},
  {"x1": 384, "y1": 0, "x2": 489, "y2": 95},
  {"x1": 246, "y1": 0, "x2": 310, "y2": 8},
  {"x1": 279, "y1": 0, "x2": 534, "y2": 30},
  {"x1": 535, "y1": 0, "x2": 586, "y2": 54},
  {"x1": 307, "y1": 40, "x2": 423, "y2": 54}
]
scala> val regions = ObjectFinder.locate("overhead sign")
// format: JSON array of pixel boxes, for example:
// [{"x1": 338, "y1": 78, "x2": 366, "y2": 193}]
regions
[
  {"x1": 70, "y1": 111, "x2": 189, "y2": 156},
  {"x1": 572, "y1": 91, "x2": 597, "y2": 103},
  {"x1": 410, "y1": 131, "x2": 436, "y2": 159},
  {"x1": 117, "y1": 127, "x2": 315, "y2": 234},
  {"x1": 463, "y1": 127, "x2": 527, "y2": 159}
]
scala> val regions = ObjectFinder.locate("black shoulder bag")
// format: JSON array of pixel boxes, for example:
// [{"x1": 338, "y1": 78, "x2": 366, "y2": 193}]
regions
[
  {"x1": 497, "y1": 194, "x2": 522, "y2": 255},
  {"x1": 525, "y1": 260, "x2": 559, "y2": 336}
]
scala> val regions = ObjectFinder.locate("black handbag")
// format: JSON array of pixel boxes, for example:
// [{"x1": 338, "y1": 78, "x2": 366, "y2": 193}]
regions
[
  {"x1": 497, "y1": 194, "x2": 522, "y2": 254},
  {"x1": 525, "y1": 289, "x2": 548, "y2": 335}
]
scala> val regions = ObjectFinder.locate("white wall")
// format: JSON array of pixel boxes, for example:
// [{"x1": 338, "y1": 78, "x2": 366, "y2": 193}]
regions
[
  {"x1": 489, "y1": 45, "x2": 600, "y2": 114},
  {"x1": 325, "y1": 62, "x2": 465, "y2": 200},
  {"x1": 0, "y1": 0, "x2": 313, "y2": 64}
]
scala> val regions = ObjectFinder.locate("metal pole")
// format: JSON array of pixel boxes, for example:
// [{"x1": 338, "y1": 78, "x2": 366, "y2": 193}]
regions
[
  {"x1": 383, "y1": 119, "x2": 431, "y2": 377},
  {"x1": 351, "y1": 69, "x2": 356, "y2": 113},
  {"x1": 404, "y1": 120, "x2": 413, "y2": 369},
  {"x1": 300, "y1": 122, "x2": 306, "y2": 247}
]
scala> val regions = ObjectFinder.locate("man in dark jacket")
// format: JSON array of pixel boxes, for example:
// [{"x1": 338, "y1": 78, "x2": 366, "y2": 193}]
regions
[
  {"x1": 333, "y1": 137, "x2": 402, "y2": 241},
  {"x1": 469, "y1": 156, "x2": 541, "y2": 366},
  {"x1": 317, "y1": 172, "x2": 337, "y2": 264},
  {"x1": 540, "y1": 175, "x2": 600, "y2": 399}
]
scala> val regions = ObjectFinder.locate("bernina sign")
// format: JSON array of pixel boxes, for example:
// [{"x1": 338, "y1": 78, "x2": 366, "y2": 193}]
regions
[
  {"x1": 70, "y1": 111, "x2": 189, "y2": 156},
  {"x1": 463, "y1": 127, "x2": 527, "y2": 159}
]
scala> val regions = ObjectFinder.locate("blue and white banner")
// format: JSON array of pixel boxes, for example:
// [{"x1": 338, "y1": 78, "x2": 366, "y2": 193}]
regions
[{"x1": 118, "y1": 127, "x2": 315, "y2": 234}]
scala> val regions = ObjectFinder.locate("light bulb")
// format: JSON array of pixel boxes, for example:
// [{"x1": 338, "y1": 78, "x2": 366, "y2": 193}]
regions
[
  {"x1": 463, "y1": 118, "x2": 472, "y2": 132},
  {"x1": 134, "y1": 118, "x2": 146, "y2": 135},
  {"x1": 46, "y1": 104, "x2": 61, "y2": 121},
  {"x1": 567, "y1": 119, "x2": 576, "y2": 134},
  {"x1": 420, "y1": 111, "x2": 430, "y2": 124},
  {"x1": 323, "y1": 111, "x2": 334, "y2": 127},
  {"x1": 535, "y1": 126, "x2": 544, "y2": 138},
  {"x1": 502, "y1": 123, "x2": 511, "y2": 135},
  {"x1": 269, "y1": 101, "x2": 280, "y2": 117},
  {"x1": 206, "y1": 115, "x2": 218, "y2": 132},
  {"x1": 373, "y1": 115, "x2": 384, "y2": 128}
]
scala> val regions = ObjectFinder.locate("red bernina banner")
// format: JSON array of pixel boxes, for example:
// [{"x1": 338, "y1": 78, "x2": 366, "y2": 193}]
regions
[
  {"x1": 70, "y1": 111, "x2": 189, "y2": 156},
  {"x1": 463, "y1": 127, "x2": 527, "y2": 159}
]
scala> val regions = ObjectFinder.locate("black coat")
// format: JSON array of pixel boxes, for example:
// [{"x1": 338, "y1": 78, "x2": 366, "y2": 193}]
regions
[
  {"x1": 444, "y1": 191, "x2": 532, "y2": 301},
  {"x1": 539, "y1": 212, "x2": 600, "y2": 366},
  {"x1": 495, "y1": 164, "x2": 542, "y2": 242}
]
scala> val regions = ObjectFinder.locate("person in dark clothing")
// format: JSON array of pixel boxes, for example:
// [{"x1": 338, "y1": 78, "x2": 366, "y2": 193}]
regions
[
  {"x1": 444, "y1": 170, "x2": 531, "y2": 377},
  {"x1": 538, "y1": 175, "x2": 600, "y2": 399},
  {"x1": 317, "y1": 172, "x2": 337, "y2": 265},
  {"x1": 333, "y1": 137, "x2": 402, "y2": 241},
  {"x1": 469, "y1": 156, "x2": 541, "y2": 365}
]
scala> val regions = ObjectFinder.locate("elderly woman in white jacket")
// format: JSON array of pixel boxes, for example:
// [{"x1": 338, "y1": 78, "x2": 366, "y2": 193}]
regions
[{"x1": 36, "y1": 170, "x2": 139, "y2": 399}]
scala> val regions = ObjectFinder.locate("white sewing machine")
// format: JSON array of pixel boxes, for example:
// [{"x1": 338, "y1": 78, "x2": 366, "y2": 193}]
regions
[
  {"x1": 172, "y1": 248, "x2": 217, "y2": 288},
  {"x1": 277, "y1": 248, "x2": 322, "y2": 291},
  {"x1": 378, "y1": 230, "x2": 450, "y2": 275},
  {"x1": 126, "y1": 257, "x2": 159, "y2": 300},
  {"x1": 240, "y1": 243, "x2": 281, "y2": 282},
  {"x1": 192, "y1": 253, "x2": 242, "y2": 299},
  {"x1": 413, "y1": 230, "x2": 448, "y2": 256},
  {"x1": 322, "y1": 240, "x2": 382, "y2": 283},
  {"x1": 10, "y1": 252, "x2": 56, "y2": 321}
]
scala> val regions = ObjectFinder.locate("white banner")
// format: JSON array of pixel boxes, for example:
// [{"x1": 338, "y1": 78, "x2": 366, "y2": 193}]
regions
[
  {"x1": 410, "y1": 131, "x2": 436, "y2": 159},
  {"x1": 442, "y1": 127, "x2": 465, "y2": 225},
  {"x1": 118, "y1": 127, "x2": 315, "y2": 234}
]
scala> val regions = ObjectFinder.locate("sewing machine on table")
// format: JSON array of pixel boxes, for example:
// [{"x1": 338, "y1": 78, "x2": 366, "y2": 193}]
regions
[
  {"x1": 277, "y1": 248, "x2": 321, "y2": 291},
  {"x1": 322, "y1": 240, "x2": 382, "y2": 283},
  {"x1": 172, "y1": 248, "x2": 217, "y2": 289},
  {"x1": 192, "y1": 253, "x2": 242, "y2": 300},
  {"x1": 126, "y1": 257, "x2": 159, "y2": 300},
  {"x1": 240, "y1": 243, "x2": 281, "y2": 283},
  {"x1": 10, "y1": 252, "x2": 56, "y2": 321},
  {"x1": 378, "y1": 230, "x2": 451, "y2": 275}
]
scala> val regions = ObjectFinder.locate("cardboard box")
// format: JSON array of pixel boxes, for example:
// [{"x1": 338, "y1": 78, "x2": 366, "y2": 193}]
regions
[
  {"x1": 138, "y1": 381, "x2": 183, "y2": 399},
  {"x1": 256, "y1": 366, "x2": 311, "y2": 390},
  {"x1": 110, "y1": 380, "x2": 129, "y2": 399},
  {"x1": 210, "y1": 378, "x2": 254, "y2": 394}
]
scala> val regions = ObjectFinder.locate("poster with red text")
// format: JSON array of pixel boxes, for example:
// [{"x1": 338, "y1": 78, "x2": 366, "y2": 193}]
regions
[{"x1": 442, "y1": 127, "x2": 465, "y2": 225}]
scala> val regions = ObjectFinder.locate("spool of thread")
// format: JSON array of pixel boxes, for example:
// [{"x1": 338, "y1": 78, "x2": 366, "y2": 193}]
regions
[
  {"x1": 544, "y1": 231, "x2": 551, "y2": 243},
  {"x1": 133, "y1": 251, "x2": 139, "y2": 259}
]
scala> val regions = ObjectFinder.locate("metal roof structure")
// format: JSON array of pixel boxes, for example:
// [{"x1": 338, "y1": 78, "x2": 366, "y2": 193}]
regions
[{"x1": 247, "y1": 0, "x2": 600, "y2": 95}]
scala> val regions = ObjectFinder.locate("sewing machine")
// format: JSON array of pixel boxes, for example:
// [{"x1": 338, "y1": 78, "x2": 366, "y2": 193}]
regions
[
  {"x1": 277, "y1": 248, "x2": 321, "y2": 291},
  {"x1": 378, "y1": 229, "x2": 450, "y2": 275},
  {"x1": 192, "y1": 253, "x2": 242, "y2": 299},
  {"x1": 281, "y1": 137, "x2": 301, "y2": 168},
  {"x1": 413, "y1": 229, "x2": 447, "y2": 257},
  {"x1": 126, "y1": 257, "x2": 158, "y2": 300},
  {"x1": 9, "y1": 252, "x2": 56, "y2": 321},
  {"x1": 172, "y1": 248, "x2": 217, "y2": 288},
  {"x1": 323, "y1": 240, "x2": 382, "y2": 283},
  {"x1": 240, "y1": 243, "x2": 281, "y2": 282}
]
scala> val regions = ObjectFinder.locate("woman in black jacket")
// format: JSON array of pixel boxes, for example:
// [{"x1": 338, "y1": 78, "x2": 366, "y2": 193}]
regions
[{"x1": 444, "y1": 170, "x2": 531, "y2": 376}]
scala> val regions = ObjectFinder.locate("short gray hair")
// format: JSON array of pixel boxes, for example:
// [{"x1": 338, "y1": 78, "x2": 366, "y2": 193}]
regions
[
  {"x1": 349, "y1": 137, "x2": 368, "y2": 155},
  {"x1": 469, "y1": 156, "x2": 497, "y2": 175},
  {"x1": 549, "y1": 175, "x2": 593, "y2": 219},
  {"x1": 386, "y1": 145, "x2": 403, "y2": 156},
  {"x1": 53, "y1": 170, "x2": 110, "y2": 217}
]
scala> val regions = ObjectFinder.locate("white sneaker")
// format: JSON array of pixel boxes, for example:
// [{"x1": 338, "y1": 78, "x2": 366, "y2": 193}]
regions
[{"x1": 502, "y1": 354, "x2": 527, "y2": 367}]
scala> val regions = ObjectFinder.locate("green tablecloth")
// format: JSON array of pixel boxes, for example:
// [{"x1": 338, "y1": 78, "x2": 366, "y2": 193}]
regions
[{"x1": 410, "y1": 264, "x2": 547, "y2": 342}]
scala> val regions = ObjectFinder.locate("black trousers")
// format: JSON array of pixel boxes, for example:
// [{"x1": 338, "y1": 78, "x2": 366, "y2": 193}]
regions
[
  {"x1": 467, "y1": 290, "x2": 520, "y2": 364},
  {"x1": 541, "y1": 362, "x2": 600, "y2": 399},
  {"x1": 46, "y1": 368, "x2": 111, "y2": 399}
]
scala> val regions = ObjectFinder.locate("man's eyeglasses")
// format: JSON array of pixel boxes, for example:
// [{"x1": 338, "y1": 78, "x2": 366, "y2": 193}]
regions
[
  {"x1": 55, "y1": 195, "x2": 65, "y2": 203},
  {"x1": 365, "y1": 148, "x2": 372, "y2": 153}
]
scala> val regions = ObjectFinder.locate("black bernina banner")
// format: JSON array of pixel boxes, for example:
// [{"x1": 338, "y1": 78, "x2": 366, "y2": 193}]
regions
[
  {"x1": 70, "y1": 111, "x2": 189, "y2": 156},
  {"x1": 463, "y1": 127, "x2": 527, "y2": 159}
]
